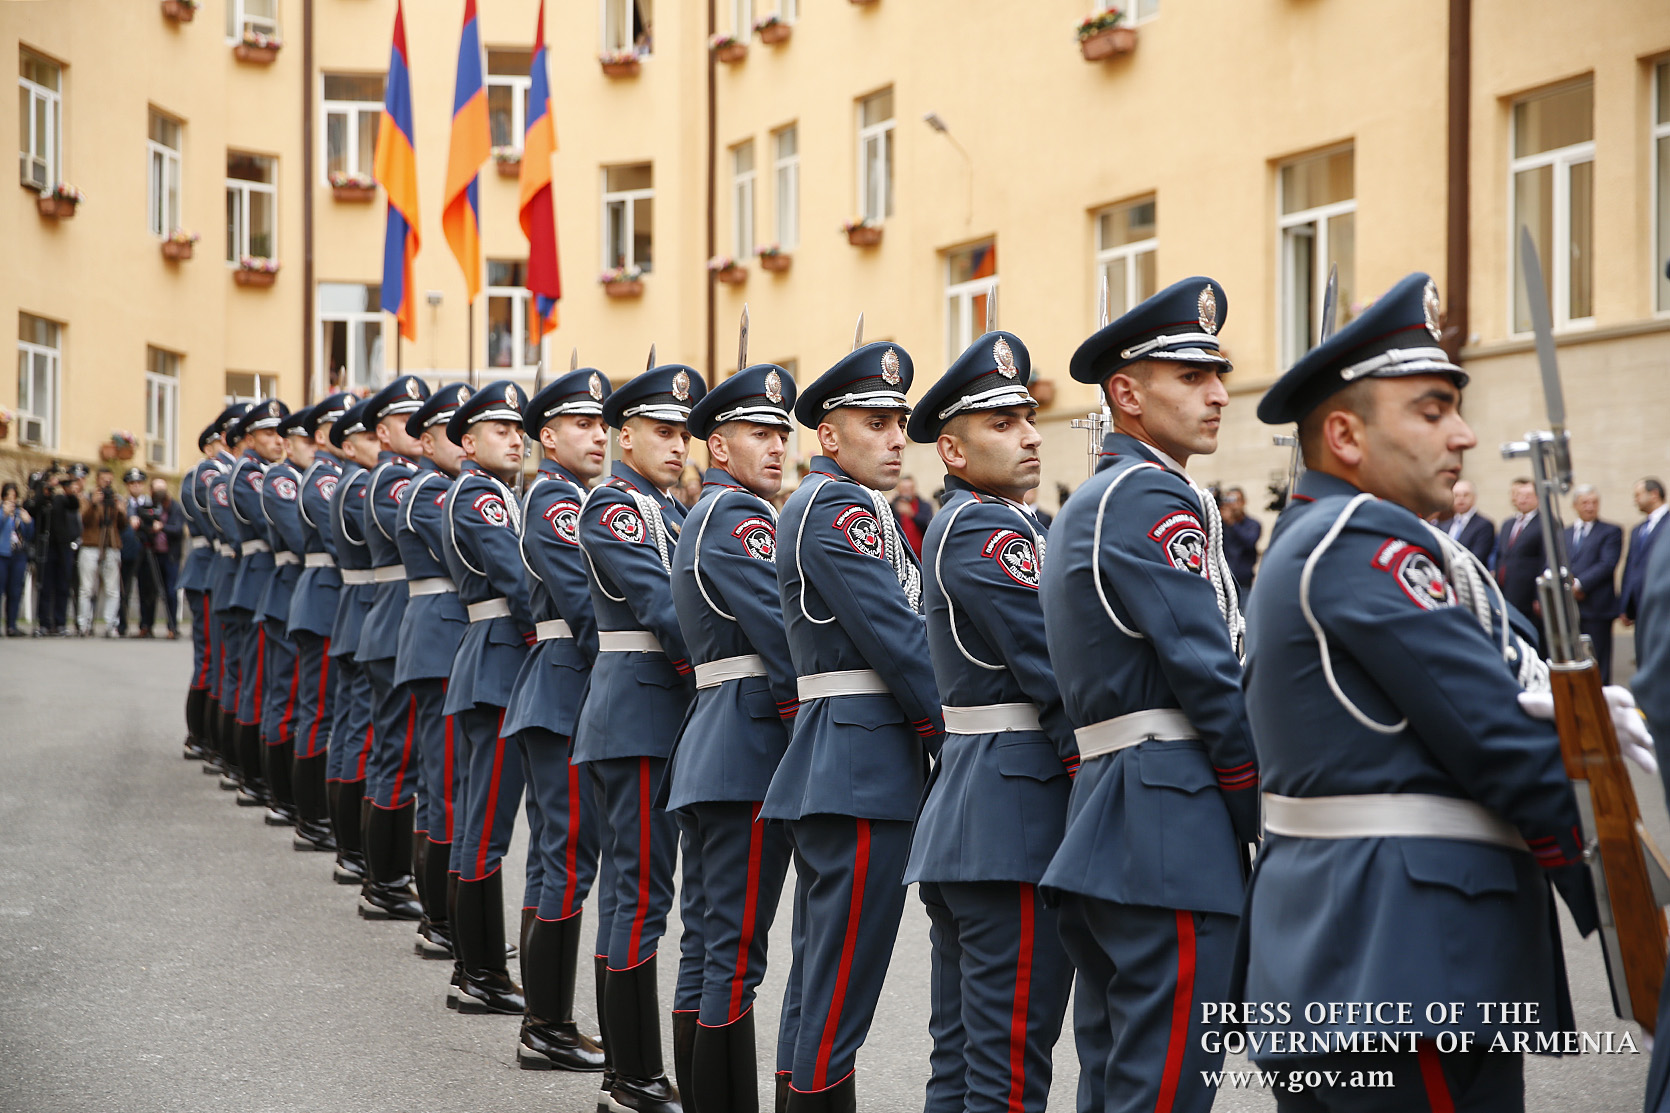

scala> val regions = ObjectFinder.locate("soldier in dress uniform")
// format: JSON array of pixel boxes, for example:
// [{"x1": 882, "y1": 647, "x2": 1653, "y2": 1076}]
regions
[
  {"x1": 503, "y1": 369, "x2": 613, "y2": 1074},
  {"x1": 763, "y1": 341, "x2": 943, "y2": 1113},
  {"x1": 665, "y1": 363, "x2": 801, "y2": 1113},
  {"x1": 1036, "y1": 277, "x2": 1257, "y2": 1113},
  {"x1": 1236, "y1": 273, "x2": 1599, "y2": 1111},
  {"x1": 573, "y1": 363, "x2": 706, "y2": 1113},
  {"x1": 253, "y1": 406, "x2": 316, "y2": 828},
  {"x1": 355, "y1": 375, "x2": 433, "y2": 922},
  {"x1": 904, "y1": 332, "x2": 1076, "y2": 1113},
  {"x1": 180, "y1": 414, "x2": 234, "y2": 763},
  {"x1": 203, "y1": 403, "x2": 252, "y2": 784},
  {"x1": 324, "y1": 399, "x2": 382, "y2": 884},
  {"x1": 440, "y1": 380, "x2": 535, "y2": 1016},
  {"x1": 286, "y1": 392, "x2": 355, "y2": 853},
  {"x1": 392, "y1": 383, "x2": 473, "y2": 959}
]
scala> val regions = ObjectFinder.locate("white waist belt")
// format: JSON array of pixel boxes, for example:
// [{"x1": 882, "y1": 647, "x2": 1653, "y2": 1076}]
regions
[
  {"x1": 468, "y1": 598, "x2": 510, "y2": 622},
  {"x1": 304, "y1": 552, "x2": 336, "y2": 569},
  {"x1": 1075, "y1": 708, "x2": 1198, "y2": 761},
  {"x1": 240, "y1": 539, "x2": 269, "y2": 556},
  {"x1": 190, "y1": 537, "x2": 210, "y2": 551},
  {"x1": 273, "y1": 552, "x2": 300, "y2": 567},
  {"x1": 408, "y1": 577, "x2": 456, "y2": 597},
  {"x1": 695, "y1": 654, "x2": 767, "y2": 690},
  {"x1": 372, "y1": 564, "x2": 406, "y2": 584},
  {"x1": 943, "y1": 702, "x2": 1043, "y2": 735},
  {"x1": 599, "y1": 630, "x2": 664, "y2": 654},
  {"x1": 215, "y1": 541, "x2": 234, "y2": 557},
  {"x1": 797, "y1": 669, "x2": 890, "y2": 701},
  {"x1": 339, "y1": 569, "x2": 375, "y2": 586},
  {"x1": 1263, "y1": 793, "x2": 1527, "y2": 851},
  {"x1": 535, "y1": 619, "x2": 574, "y2": 641}
]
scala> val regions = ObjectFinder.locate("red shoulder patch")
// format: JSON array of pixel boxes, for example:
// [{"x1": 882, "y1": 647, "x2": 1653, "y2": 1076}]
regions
[
  {"x1": 732, "y1": 516, "x2": 776, "y2": 560},
  {"x1": 982, "y1": 529, "x2": 1040, "y2": 587},
  {"x1": 601, "y1": 503, "x2": 645, "y2": 544},
  {"x1": 544, "y1": 498, "x2": 581, "y2": 546},
  {"x1": 833, "y1": 505, "x2": 883, "y2": 558},
  {"x1": 472, "y1": 492, "x2": 509, "y2": 527},
  {"x1": 1149, "y1": 511, "x2": 1207, "y2": 576},
  {"x1": 1372, "y1": 539, "x2": 1455, "y2": 611}
]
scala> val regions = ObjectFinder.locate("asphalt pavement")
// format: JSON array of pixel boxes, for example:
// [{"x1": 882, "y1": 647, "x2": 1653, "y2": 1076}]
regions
[{"x1": 0, "y1": 638, "x2": 1658, "y2": 1111}]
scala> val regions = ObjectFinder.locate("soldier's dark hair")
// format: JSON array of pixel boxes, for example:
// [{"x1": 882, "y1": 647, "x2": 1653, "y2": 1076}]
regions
[{"x1": 1296, "y1": 379, "x2": 1376, "y2": 469}]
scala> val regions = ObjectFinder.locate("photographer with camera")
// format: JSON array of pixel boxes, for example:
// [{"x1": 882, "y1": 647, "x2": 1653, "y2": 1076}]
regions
[
  {"x1": 1, "y1": 482, "x2": 33, "y2": 636},
  {"x1": 28, "y1": 467, "x2": 80, "y2": 636},
  {"x1": 143, "y1": 476, "x2": 183, "y2": 638},
  {"x1": 78, "y1": 466, "x2": 124, "y2": 637}
]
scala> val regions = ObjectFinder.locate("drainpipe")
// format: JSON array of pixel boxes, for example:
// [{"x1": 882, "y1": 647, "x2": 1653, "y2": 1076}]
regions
[
  {"x1": 704, "y1": 0, "x2": 718, "y2": 387},
  {"x1": 1443, "y1": 0, "x2": 1470, "y2": 362},
  {"x1": 301, "y1": 0, "x2": 316, "y2": 403}
]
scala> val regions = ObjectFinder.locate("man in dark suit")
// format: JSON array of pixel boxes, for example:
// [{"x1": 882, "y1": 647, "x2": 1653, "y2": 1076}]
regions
[
  {"x1": 1566, "y1": 485, "x2": 1622, "y2": 682},
  {"x1": 1619, "y1": 477, "x2": 1668, "y2": 628},
  {"x1": 1495, "y1": 477, "x2": 1545, "y2": 633},
  {"x1": 1434, "y1": 478, "x2": 1495, "y2": 565}
]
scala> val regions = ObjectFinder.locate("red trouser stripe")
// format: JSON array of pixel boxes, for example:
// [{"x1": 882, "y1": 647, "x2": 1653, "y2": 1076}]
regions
[
  {"x1": 305, "y1": 638, "x2": 331, "y2": 756},
  {"x1": 627, "y1": 756, "x2": 653, "y2": 966},
  {"x1": 194, "y1": 598, "x2": 212, "y2": 687},
  {"x1": 387, "y1": 690, "x2": 417, "y2": 806},
  {"x1": 1154, "y1": 910, "x2": 1197, "y2": 1113},
  {"x1": 472, "y1": 710, "x2": 507, "y2": 879},
  {"x1": 1416, "y1": 1040, "x2": 1457, "y2": 1113},
  {"x1": 1005, "y1": 883, "x2": 1037, "y2": 1113},
  {"x1": 561, "y1": 750, "x2": 581, "y2": 918},
  {"x1": 729, "y1": 802, "x2": 767, "y2": 1022},
  {"x1": 277, "y1": 643, "x2": 301, "y2": 744},
  {"x1": 353, "y1": 720, "x2": 373, "y2": 779},
  {"x1": 813, "y1": 818, "x2": 871, "y2": 1091}
]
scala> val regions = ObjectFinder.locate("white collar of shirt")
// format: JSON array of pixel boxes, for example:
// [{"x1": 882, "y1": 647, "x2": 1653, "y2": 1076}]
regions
[{"x1": 1650, "y1": 505, "x2": 1669, "y2": 532}]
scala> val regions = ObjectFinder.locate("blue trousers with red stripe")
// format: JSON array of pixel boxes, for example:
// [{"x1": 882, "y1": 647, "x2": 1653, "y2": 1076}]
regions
[
  {"x1": 517, "y1": 728, "x2": 603, "y2": 923},
  {"x1": 289, "y1": 633, "x2": 335, "y2": 760},
  {"x1": 452, "y1": 704, "x2": 525, "y2": 884},
  {"x1": 260, "y1": 619, "x2": 300, "y2": 746},
  {"x1": 920, "y1": 881, "x2": 1073, "y2": 1113},
  {"x1": 1056, "y1": 896, "x2": 1237, "y2": 1113},
  {"x1": 325, "y1": 656, "x2": 374, "y2": 784},
  {"x1": 214, "y1": 611, "x2": 246, "y2": 711},
  {"x1": 187, "y1": 591, "x2": 212, "y2": 691},
  {"x1": 235, "y1": 618, "x2": 266, "y2": 727},
  {"x1": 1262, "y1": 1044, "x2": 1522, "y2": 1112},
  {"x1": 780, "y1": 815, "x2": 913, "y2": 1095},
  {"x1": 363, "y1": 659, "x2": 422, "y2": 810},
  {"x1": 678, "y1": 802, "x2": 792, "y2": 1026},
  {"x1": 409, "y1": 678, "x2": 451, "y2": 839},
  {"x1": 586, "y1": 756, "x2": 682, "y2": 973}
]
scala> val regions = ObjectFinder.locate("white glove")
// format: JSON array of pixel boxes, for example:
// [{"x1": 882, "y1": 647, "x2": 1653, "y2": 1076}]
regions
[
  {"x1": 1516, "y1": 688, "x2": 1658, "y2": 774},
  {"x1": 1516, "y1": 690, "x2": 1555, "y2": 721}
]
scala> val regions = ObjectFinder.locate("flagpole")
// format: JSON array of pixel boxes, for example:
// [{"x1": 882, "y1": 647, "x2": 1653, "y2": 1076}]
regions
[
  {"x1": 467, "y1": 300, "x2": 475, "y2": 389},
  {"x1": 395, "y1": 314, "x2": 402, "y2": 377}
]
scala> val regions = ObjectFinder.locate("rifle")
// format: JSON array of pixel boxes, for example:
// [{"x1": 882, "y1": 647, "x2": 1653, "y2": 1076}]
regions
[
  {"x1": 1504, "y1": 226, "x2": 1670, "y2": 1033},
  {"x1": 1070, "y1": 275, "x2": 1115, "y2": 476},
  {"x1": 1271, "y1": 265, "x2": 1338, "y2": 507}
]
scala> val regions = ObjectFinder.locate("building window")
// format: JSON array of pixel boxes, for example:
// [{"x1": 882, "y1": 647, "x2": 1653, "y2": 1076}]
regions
[
  {"x1": 487, "y1": 50, "x2": 532, "y2": 152},
  {"x1": 226, "y1": 0, "x2": 278, "y2": 42},
  {"x1": 1653, "y1": 63, "x2": 1669, "y2": 313},
  {"x1": 858, "y1": 88, "x2": 895, "y2": 223},
  {"x1": 145, "y1": 348, "x2": 180, "y2": 471},
  {"x1": 225, "y1": 371, "x2": 278, "y2": 405},
  {"x1": 317, "y1": 283, "x2": 384, "y2": 392},
  {"x1": 603, "y1": 164, "x2": 653, "y2": 272},
  {"x1": 1099, "y1": 0, "x2": 1157, "y2": 22},
  {"x1": 773, "y1": 125, "x2": 798, "y2": 250},
  {"x1": 1095, "y1": 197, "x2": 1158, "y2": 319},
  {"x1": 732, "y1": 141, "x2": 756, "y2": 259},
  {"x1": 945, "y1": 242, "x2": 997, "y2": 361},
  {"x1": 16, "y1": 313, "x2": 60, "y2": 449},
  {"x1": 1511, "y1": 81, "x2": 1594, "y2": 332},
  {"x1": 486, "y1": 260, "x2": 540, "y2": 373},
  {"x1": 147, "y1": 110, "x2": 182, "y2": 239},
  {"x1": 730, "y1": 0, "x2": 753, "y2": 35},
  {"x1": 18, "y1": 50, "x2": 61, "y2": 191},
  {"x1": 226, "y1": 152, "x2": 276, "y2": 262},
  {"x1": 777, "y1": 0, "x2": 798, "y2": 20},
  {"x1": 1278, "y1": 146, "x2": 1356, "y2": 365},
  {"x1": 603, "y1": 0, "x2": 653, "y2": 57},
  {"x1": 323, "y1": 73, "x2": 383, "y2": 182}
]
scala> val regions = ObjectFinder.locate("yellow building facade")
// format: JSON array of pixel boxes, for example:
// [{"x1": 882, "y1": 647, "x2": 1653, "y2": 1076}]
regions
[{"x1": 7, "y1": 0, "x2": 1670, "y2": 538}]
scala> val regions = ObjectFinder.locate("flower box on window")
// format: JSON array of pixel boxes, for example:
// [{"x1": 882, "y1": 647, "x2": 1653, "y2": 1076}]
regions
[
  {"x1": 493, "y1": 146, "x2": 522, "y2": 178},
  {"x1": 329, "y1": 171, "x2": 376, "y2": 202},
  {"x1": 843, "y1": 219, "x2": 882, "y2": 248},
  {"x1": 708, "y1": 256, "x2": 748, "y2": 285},
  {"x1": 162, "y1": 229, "x2": 199, "y2": 261},
  {"x1": 37, "y1": 183, "x2": 82, "y2": 220},
  {"x1": 600, "y1": 266, "x2": 645, "y2": 298},
  {"x1": 1077, "y1": 12, "x2": 1136, "y2": 61},
  {"x1": 234, "y1": 256, "x2": 280, "y2": 287},
  {"x1": 109, "y1": 431, "x2": 138, "y2": 461},
  {"x1": 711, "y1": 35, "x2": 748, "y2": 65},
  {"x1": 757, "y1": 245, "x2": 792, "y2": 273},
  {"x1": 161, "y1": 0, "x2": 198, "y2": 23},
  {"x1": 1030, "y1": 379, "x2": 1057, "y2": 408},
  {"x1": 234, "y1": 30, "x2": 282, "y2": 64},
  {"x1": 600, "y1": 51, "x2": 641, "y2": 78},
  {"x1": 755, "y1": 16, "x2": 792, "y2": 45}
]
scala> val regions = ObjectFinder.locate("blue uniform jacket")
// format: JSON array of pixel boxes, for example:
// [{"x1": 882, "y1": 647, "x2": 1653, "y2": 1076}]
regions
[
  {"x1": 502, "y1": 460, "x2": 599, "y2": 739},
  {"x1": 1234, "y1": 470, "x2": 1597, "y2": 1051},
  {"x1": 358, "y1": 452, "x2": 418, "y2": 662},
  {"x1": 287, "y1": 455, "x2": 342, "y2": 638},
  {"x1": 665, "y1": 469, "x2": 800, "y2": 810},
  {"x1": 572, "y1": 462, "x2": 693, "y2": 763},
  {"x1": 327, "y1": 461, "x2": 374, "y2": 660},
  {"x1": 255, "y1": 457, "x2": 305, "y2": 626},
  {"x1": 226, "y1": 451, "x2": 275, "y2": 614},
  {"x1": 761, "y1": 456, "x2": 943, "y2": 824},
  {"x1": 393, "y1": 460, "x2": 468, "y2": 687},
  {"x1": 1036, "y1": 432, "x2": 1257, "y2": 915},
  {"x1": 441, "y1": 460, "x2": 532, "y2": 715},
  {"x1": 203, "y1": 453, "x2": 239, "y2": 611},
  {"x1": 905, "y1": 476, "x2": 1075, "y2": 886},
  {"x1": 178, "y1": 459, "x2": 215, "y2": 593}
]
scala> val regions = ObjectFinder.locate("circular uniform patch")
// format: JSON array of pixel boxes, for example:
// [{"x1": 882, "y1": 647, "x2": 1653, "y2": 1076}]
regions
[
  {"x1": 316, "y1": 476, "x2": 338, "y2": 501},
  {"x1": 213, "y1": 485, "x2": 229, "y2": 507},
  {"x1": 388, "y1": 478, "x2": 411, "y2": 503},
  {"x1": 1396, "y1": 548, "x2": 1455, "y2": 610},
  {"x1": 246, "y1": 472, "x2": 263, "y2": 493},
  {"x1": 545, "y1": 499, "x2": 581, "y2": 546},
  {"x1": 473, "y1": 492, "x2": 509, "y2": 527},
  {"x1": 834, "y1": 505, "x2": 883, "y2": 559},
  {"x1": 733, "y1": 516, "x2": 776, "y2": 561},
  {"x1": 996, "y1": 534, "x2": 1039, "y2": 587},
  {"x1": 1148, "y1": 511, "x2": 1208, "y2": 577},
  {"x1": 269, "y1": 476, "x2": 298, "y2": 501},
  {"x1": 602, "y1": 503, "x2": 646, "y2": 544}
]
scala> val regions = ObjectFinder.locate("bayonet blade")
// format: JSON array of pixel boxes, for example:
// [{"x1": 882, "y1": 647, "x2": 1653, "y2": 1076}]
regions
[
  {"x1": 738, "y1": 304, "x2": 750, "y2": 371},
  {"x1": 569, "y1": 347, "x2": 578, "y2": 373},
  {"x1": 1319, "y1": 263, "x2": 1340, "y2": 344},
  {"x1": 853, "y1": 312, "x2": 864, "y2": 352},
  {"x1": 1098, "y1": 274, "x2": 1110, "y2": 330},
  {"x1": 984, "y1": 287, "x2": 997, "y2": 334},
  {"x1": 646, "y1": 344, "x2": 656, "y2": 372},
  {"x1": 1519, "y1": 225, "x2": 1567, "y2": 432}
]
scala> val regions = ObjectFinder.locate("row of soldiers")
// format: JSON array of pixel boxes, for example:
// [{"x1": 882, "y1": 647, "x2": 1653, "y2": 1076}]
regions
[{"x1": 175, "y1": 269, "x2": 1636, "y2": 1113}]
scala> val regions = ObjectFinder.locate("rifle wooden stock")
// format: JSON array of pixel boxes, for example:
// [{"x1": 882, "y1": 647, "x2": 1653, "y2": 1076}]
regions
[{"x1": 1551, "y1": 659, "x2": 1668, "y2": 1033}]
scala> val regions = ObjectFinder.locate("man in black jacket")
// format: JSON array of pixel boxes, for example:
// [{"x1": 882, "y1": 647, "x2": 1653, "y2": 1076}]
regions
[
  {"x1": 1434, "y1": 477, "x2": 1495, "y2": 565},
  {"x1": 1495, "y1": 477, "x2": 1545, "y2": 638},
  {"x1": 1566, "y1": 485, "x2": 1622, "y2": 682}
]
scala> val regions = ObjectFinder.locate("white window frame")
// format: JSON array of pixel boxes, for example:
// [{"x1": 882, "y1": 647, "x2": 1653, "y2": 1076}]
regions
[
  {"x1": 226, "y1": 152, "x2": 277, "y2": 263},
  {"x1": 1509, "y1": 86, "x2": 1595, "y2": 334},
  {"x1": 732, "y1": 141, "x2": 756, "y2": 259},
  {"x1": 226, "y1": 0, "x2": 278, "y2": 43},
  {"x1": 18, "y1": 51, "x2": 61, "y2": 191},
  {"x1": 485, "y1": 261, "x2": 541, "y2": 378},
  {"x1": 486, "y1": 62, "x2": 531, "y2": 154},
  {"x1": 602, "y1": 166, "x2": 654, "y2": 272},
  {"x1": 777, "y1": 0, "x2": 798, "y2": 20},
  {"x1": 944, "y1": 243, "x2": 998, "y2": 363},
  {"x1": 858, "y1": 89, "x2": 895, "y2": 224},
  {"x1": 145, "y1": 348, "x2": 180, "y2": 472},
  {"x1": 321, "y1": 75, "x2": 382, "y2": 183},
  {"x1": 1277, "y1": 149, "x2": 1356, "y2": 366},
  {"x1": 1098, "y1": 0, "x2": 1158, "y2": 23},
  {"x1": 731, "y1": 0, "x2": 753, "y2": 36},
  {"x1": 1653, "y1": 61, "x2": 1670, "y2": 316},
  {"x1": 1094, "y1": 197, "x2": 1158, "y2": 319},
  {"x1": 773, "y1": 125, "x2": 799, "y2": 250},
  {"x1": 17, "y1": 314, "x2": 61, "y2": 450},
  {"x1": 225, "y1": 372, "x2": 279, "y2": 406},
  {"x1": 147, "y1": 112, "x2": 182, "y2": 240},
  {"x1": 601, "y1": 0, "x2": 653, "y2": 58},
  {"x1": 315, "y1": 284, "x2": 384, "y2": 393}
]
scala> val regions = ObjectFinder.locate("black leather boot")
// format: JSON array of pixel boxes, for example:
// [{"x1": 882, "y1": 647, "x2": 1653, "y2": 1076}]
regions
[
  {"x1": 453, "y1": 872, "x2": 525, "y2": 1014},
  {"x1": 201, "y1": 700, "x2": 228, "y2": 773},
  {"x1": 330, "y1": 780, "x2": 367, "y2": 884},
  {"x1": 596, "y1": 957, "x2": 615, "y2": 1112},
  {"x1": 290, "y1": 753, "x2": 336, "y2": 851},
  {"x1": 359, "y1": 801, "x2": 422, "y2": 920},
  {"x1": 672, "y1": 1010, "x2": 698, "y2": 1107},
  {"x1": 603, "y1": 956, "x2": 681, "y2": 1113},
  {"x1": 235, "y1": 723, "x2": 269, "y2": 807},
  {"x1": 262, "y1": 739, "x2": 297, "y2": 825},
  {"x1": 217, "y1": 708, "x2": 242, "y2": 785},
  {"x1": 416, "y1": 847, "x2": 455, "y2": 957},
  {"x1": 775, "y1": 1072, "x2": 791, "y2": 1113},
  {"x1": 784, "y1": 1075, "x2": 855, "y2": 1113},
  {"x1": 184, "y1": 688, "x2": 209, "y2": 759},
  {"x1": 691, "y1": 1012, "x2": 759, "y2": 1113},
  {"x1": 518, "y1": 913, "x2": 606, "y2": 1071}
]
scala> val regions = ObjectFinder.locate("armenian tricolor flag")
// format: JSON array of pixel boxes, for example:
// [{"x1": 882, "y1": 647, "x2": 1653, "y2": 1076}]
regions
[
  {"x1": 373, "y1": 0, "x2": 420, "y2": 342},
  {"x1": 443, "y1": 0, "x2": 489, "y2": 302},
  {"x1": 519, "y1": 1, "x2": 562, "y2": 339}
]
